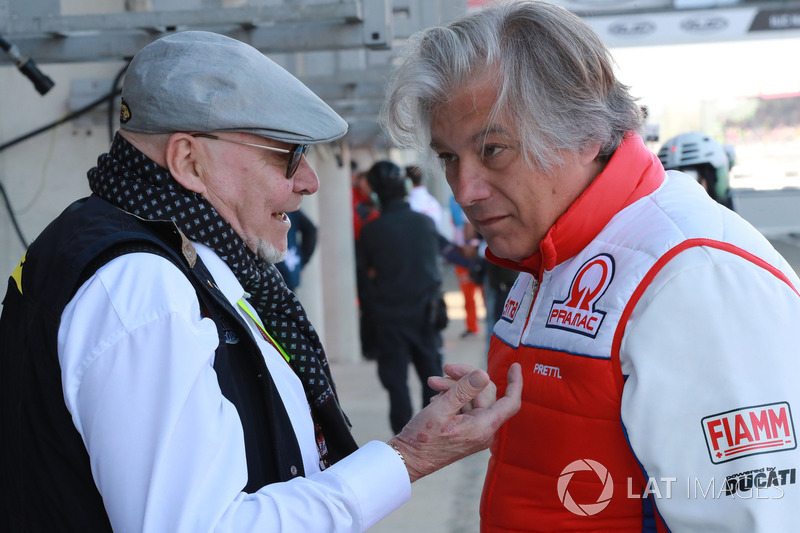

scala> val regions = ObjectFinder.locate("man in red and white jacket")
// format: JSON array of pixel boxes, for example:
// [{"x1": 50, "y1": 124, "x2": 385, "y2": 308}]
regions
[{"x1": 382, "y1": 1, "x2": 800, "y2": 531}]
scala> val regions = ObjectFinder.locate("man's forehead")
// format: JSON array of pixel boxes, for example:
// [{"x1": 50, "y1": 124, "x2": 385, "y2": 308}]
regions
[
  {"x1": 430, "y1": 124, "x2": 513, "y2": 150},
  {"x1": 439, "y1": 76, "x2": 498, "y2": 112},
  {"x1": 430, "y1": 77, "x2": 509, "y2": 137}
]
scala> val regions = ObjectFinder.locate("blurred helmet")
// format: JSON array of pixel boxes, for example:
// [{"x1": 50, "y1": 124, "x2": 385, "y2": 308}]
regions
[
  {"x1": 723, "y1": 144, "x2": 736, "y2": 170},
  {"x1": 657, "y1": 132, "x2": 729, "y2": 171},
  {"x1": 657, "y1": 131, "x2": 731, "y2": 207}
]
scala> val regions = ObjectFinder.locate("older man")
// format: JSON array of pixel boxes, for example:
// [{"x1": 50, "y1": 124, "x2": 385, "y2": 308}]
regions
[
  {"x1": 383, "y1": 1, "x2": 800, "y2": 531},
  {"x1": 0, "y1": 31, "x2": 521, "y2": 532}
]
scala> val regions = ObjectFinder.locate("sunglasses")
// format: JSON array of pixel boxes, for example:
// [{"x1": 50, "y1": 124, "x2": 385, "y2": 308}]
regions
[{"x1": 191, "y1": 133, "x2": 309, "y2": 179}]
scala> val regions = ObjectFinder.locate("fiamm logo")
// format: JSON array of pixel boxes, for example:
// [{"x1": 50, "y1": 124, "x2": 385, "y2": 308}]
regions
[
  {"x1": 546, "y1": 254, "x2": 614, "y2": 338},
  {"x1": 702, "y1": 402, "x2": 796, "y2": 464}
]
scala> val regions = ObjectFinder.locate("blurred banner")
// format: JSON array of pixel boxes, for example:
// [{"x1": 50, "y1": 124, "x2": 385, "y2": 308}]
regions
[{"x1": 467, "y1": 0, "x2": 800, "y2": 47}]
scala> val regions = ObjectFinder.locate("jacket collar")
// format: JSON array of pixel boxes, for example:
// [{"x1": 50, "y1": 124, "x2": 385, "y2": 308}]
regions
[
  {"x1": 487, "y1": 134, "x2": 665, "y2": 276},
  {"x1": 381, "y1": 198, "x2": 411, "y2": 212}
]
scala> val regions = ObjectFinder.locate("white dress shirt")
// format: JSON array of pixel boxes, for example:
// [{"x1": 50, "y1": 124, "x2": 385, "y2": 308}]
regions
[{"x1": 58, "y1": 242, "x2": 410, "y2": 532}]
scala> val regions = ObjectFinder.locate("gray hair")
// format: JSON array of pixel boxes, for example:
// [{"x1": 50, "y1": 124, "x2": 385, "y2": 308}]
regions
[{"x1": 380, "y1": 0, "x2": 643, "y2": 173}]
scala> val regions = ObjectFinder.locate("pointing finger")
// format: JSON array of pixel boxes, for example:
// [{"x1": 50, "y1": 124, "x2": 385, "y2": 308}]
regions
[
  {"x1": 487, "y1": 363, "x2": 523, "y2": 421},
  {"x1": 505, "y1": 362, "x2": 523, "y2": 397}
]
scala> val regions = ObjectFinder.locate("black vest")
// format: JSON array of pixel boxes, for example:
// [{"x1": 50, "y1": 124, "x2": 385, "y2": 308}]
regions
[{"x1": 0, "y1": 195, "x2": 305, "y2": 532}]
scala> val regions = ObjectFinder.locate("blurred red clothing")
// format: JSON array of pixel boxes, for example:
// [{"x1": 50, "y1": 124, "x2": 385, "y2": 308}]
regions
[{"x1": 352, "y1": 186, "x2": 379, "y2": 240}]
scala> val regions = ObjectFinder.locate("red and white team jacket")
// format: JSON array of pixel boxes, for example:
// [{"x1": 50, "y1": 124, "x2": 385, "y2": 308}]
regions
[{"x1": 481, "y1": 134, "x2": 800, "y2": 532}]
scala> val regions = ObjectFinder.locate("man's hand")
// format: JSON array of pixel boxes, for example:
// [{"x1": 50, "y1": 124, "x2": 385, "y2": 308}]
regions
[
  {"x1": 388, "y1": 363, "x2": 522, "y2": 483},
  {"x1": 428, "y1": 363, "x2": 497, "y2": 412}
]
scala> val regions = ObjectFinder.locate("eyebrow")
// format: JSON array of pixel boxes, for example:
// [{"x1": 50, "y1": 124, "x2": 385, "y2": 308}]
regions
[{"x1": 430, "y1": 125, "x2": 512, "y2": 151}]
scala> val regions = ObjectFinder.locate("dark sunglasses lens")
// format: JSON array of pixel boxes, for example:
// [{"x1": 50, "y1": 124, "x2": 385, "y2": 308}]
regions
[{"x1": 287, "y1": 145, "x2": 308, "y2": 178}]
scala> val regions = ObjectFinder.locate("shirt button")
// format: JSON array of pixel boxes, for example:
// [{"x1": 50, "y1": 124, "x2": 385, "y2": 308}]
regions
[{"x1": 290, "y1": 465, "x2": 298, "y2": 476}]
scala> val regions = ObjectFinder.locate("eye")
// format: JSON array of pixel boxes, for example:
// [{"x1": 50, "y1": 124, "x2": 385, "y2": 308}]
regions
[
  {"x1": 481, "y1": 144, "x2": 506, "y2": 159},
  {"x1": 436, "y1": 151, "x2": 458, "y2": 164}
]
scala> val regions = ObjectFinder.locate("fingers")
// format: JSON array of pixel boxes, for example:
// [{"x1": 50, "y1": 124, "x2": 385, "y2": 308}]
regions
[
  {"x1": 486, "y1": 363, "x2": 523, "y2": 421},
  {"x1": 427, "y1": 375, "x2": 456, "y2": 393},
  {"x1": 392, "y1": 363, "x2": 522, "y2": 483},
  {"x1": 429, "y1": 362, "x2": 519, "y2": 415},
  {"x1": 506, "y1": 362, "x2": 523, "y2": 395},
  {"x1": 443, "y1": 363, "x2": 478, "y2": 379},
  {"x1": 428, "y1": 363, "x2": 480, "y2": 393},
  {"x1": 439, "y1": 369, "x2": 490, "y2": 412}
]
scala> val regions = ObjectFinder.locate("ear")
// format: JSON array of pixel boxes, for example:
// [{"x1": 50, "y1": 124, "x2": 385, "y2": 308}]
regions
[
  {"x1": 165, "y1": 133, "x2": 208, "y2": 195},
  {"x1": 580, "y1": 142, "x2": 603, "y2": 167}
]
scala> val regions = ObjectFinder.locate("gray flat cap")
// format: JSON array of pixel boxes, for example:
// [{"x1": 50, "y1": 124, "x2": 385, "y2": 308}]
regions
[{"x1": 120, "y1": 31, "x2": 347, "y2": 144}]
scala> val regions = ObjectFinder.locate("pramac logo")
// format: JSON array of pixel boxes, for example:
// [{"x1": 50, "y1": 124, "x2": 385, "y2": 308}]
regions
[{"x1": 546, "y1": 254, "x2": 614, "y2": 338}]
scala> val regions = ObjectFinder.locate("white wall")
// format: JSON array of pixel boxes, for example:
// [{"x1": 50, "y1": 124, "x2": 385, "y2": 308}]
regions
[{"x1": 0, "y1": 60, "x2": 128, "y2": 275}]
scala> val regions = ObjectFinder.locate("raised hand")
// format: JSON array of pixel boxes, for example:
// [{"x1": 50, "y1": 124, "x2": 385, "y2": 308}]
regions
[{"x1": 388, "y1": 363, "x2": 522, "y2": 482}]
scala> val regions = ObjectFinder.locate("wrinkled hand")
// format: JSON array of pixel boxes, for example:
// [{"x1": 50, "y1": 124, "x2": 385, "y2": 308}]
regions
[{"x1": 388, "y1": 363, "x2": 522, "y2": 483}]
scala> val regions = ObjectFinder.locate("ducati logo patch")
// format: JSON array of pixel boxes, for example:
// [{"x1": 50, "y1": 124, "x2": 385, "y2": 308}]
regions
[
  {"x1": 546, "y1": 254, "x2": 614, "y2": 338},
  {"x1": 703, "y1": 402, "x2": 796, "y2": 464}
]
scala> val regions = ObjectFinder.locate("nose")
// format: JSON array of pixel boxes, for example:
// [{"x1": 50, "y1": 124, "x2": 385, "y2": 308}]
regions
[
  {"x1": 450, "y1": 160, "x2": 490, "y2": 207},
  {"x1": 293, "y1": 157, "x2": 319, "y2": 195}
]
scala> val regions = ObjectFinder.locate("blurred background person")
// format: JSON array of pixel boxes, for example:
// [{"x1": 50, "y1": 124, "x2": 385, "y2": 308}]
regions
[
  {"x1": 351, "y1": 165, "x2": 381, "y2": 360},
  {"x1": 406, "y1": 164, "x2": 444, "y2": 232},
  {"x1": 477, "y1": 239, "x2": 519, "y2": 351},
  {"x1": 449, "y1": 195, "x2": 484, "y2": 339},
  {"x1": 357, "y1": 160, "x2": 445, "y2": 434},
  {"x1": 352, "y1": 168, "x2": 380, "y2": 241},
  {"x1": 276, "y1": 209, "x2": 317, "y2": 292},
  {"x1": 658, "y1": 131, "x2": 733, "y2": 208}
]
